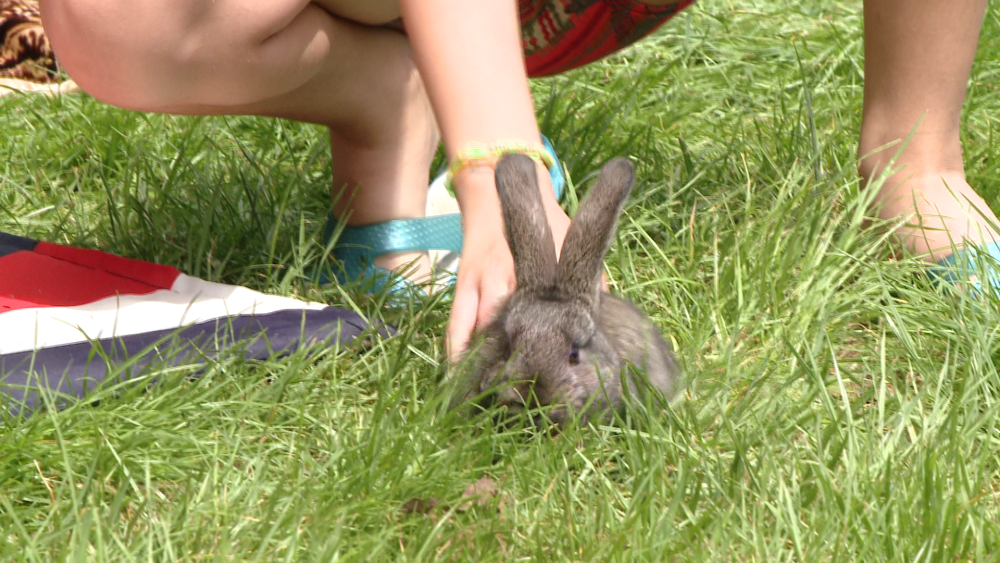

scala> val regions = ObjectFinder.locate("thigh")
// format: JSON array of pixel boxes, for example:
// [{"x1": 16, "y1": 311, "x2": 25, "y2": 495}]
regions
[
  {"x1": 39, "y1": 0, "x2": 352, "y2": 108},
  {"x1": 312, "y1": 0, "x2": 402, "y2": 25}
]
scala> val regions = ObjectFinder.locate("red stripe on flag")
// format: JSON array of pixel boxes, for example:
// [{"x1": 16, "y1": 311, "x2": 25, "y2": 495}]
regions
[
  {"x1": 34, "y1": 242, "x2": 180, "y2": 289},
  {"x1": 0, "y1": 249, "x2": 177, "y2": 312}
]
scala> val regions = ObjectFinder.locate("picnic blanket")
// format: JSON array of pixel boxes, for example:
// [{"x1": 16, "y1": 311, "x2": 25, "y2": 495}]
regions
[{"x1": 0, "y1": 232, "x2": 388, "y2": 415}]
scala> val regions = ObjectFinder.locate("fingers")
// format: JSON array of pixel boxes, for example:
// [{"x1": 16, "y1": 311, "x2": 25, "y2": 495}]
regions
[
  {"x1": 446, "y1": 249, "x2": 515, "y2": 367},
  {"x1": 446, "y1": 278, "x2": 479, "y2": 367}
]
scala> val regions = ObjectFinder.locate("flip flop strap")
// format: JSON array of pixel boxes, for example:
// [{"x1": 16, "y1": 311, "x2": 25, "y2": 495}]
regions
[
  {"x1": 327, "y1": 213, "x2": 463, "y2": 256},
  {"x1": 542, "y1": 135, "x2": 567, "y2": 201},
  {"x1": 933, "y1": 240, "x2": 1000, "y2": 289}
]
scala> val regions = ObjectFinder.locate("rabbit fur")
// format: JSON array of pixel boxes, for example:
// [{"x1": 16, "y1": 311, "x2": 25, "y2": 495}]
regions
[{"x1": 454, "y1": 153, "x2": 680, "y2": 426}]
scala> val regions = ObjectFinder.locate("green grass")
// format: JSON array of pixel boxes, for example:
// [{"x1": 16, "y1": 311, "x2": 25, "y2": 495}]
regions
[{"x1": 4, "y1": 0, "x2": 1000, "y2": 560}]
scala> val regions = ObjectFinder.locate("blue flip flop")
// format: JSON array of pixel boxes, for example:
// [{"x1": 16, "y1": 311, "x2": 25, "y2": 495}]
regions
[
  {"x1": 930, "y1": 240, "x2": 1000, "y2": 295},
  {"x1": 317, "y1": 136, "x2": 567, "y2": 298}
]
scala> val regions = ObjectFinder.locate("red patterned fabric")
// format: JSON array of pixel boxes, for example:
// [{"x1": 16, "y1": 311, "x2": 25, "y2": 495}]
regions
[
  {"x1": 520, "y1": 0, "x2": 695, "y2": 77},
  {"x1": 0, "y1": 0, "x2": 59, "y2": 83}
]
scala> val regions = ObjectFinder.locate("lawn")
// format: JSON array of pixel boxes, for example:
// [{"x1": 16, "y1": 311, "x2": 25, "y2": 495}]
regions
[{"x1": 4, "y1": 0, "x2": 1000, "y2": 561}]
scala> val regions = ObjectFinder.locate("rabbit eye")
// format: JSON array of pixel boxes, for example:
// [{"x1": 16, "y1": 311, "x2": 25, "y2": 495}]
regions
[{"x1": 568, "y1": 344, "x2": 581, "y2": 366}]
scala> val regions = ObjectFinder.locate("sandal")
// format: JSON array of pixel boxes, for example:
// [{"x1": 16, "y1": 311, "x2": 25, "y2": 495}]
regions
[
  {"x1": 317, "y1": 136, "x2": 567, "y2": 298},
  {"x1": 930, "y1": 240, "x2": 1000, "y2": 295}
]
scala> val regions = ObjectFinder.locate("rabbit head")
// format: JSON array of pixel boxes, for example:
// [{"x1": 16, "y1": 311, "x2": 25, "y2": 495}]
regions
[{"x1": 457, "y1": 153, "x2": 678, "y2": 426}]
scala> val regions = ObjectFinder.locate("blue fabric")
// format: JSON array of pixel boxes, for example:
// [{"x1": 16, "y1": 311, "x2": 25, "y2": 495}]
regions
[{"x1": 0, "y1": 232, "x2": 37, "y2": 257}]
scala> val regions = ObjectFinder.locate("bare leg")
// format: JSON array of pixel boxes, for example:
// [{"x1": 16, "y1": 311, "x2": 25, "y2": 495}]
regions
[
  {"x1": 39, "y1": 0, "x2": 438, "y2": 277},
  {"x1": 859, "y1": 0, "x2": 998, "y2": 262}
]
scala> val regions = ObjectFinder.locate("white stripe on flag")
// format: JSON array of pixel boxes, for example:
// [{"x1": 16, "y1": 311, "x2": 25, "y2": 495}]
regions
[{"x1": 0, "y1": 274, "x2": 327, "y2": 354}]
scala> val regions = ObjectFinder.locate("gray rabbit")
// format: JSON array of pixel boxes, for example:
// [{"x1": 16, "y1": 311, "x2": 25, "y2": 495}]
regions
[{"x1": 453, "y1": 153, "x2": 680, "y2": 426}]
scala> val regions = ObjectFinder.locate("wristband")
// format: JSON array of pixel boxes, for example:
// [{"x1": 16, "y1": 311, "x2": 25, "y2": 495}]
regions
[{"x1": 446, "y1": 140, "x2": 556, "y2": 191}]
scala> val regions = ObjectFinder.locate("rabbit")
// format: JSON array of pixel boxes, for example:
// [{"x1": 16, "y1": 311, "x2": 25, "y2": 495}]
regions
[{"x1": 453, "y1": 153, "x2": 680, "y2": 426}]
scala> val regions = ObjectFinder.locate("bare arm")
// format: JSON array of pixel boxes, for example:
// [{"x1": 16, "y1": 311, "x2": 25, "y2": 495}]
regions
[{"x1": 400, "y1": 0, "x2": 571, "y2": 360}]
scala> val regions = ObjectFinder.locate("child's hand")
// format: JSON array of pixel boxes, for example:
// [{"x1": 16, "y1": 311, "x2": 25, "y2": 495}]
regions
[
  {"x1": 398, "y1": 0, "x2": 573, "y2": 361},
  {"x1": 446, "y1": 214, "x2": 515, "y2": 365},
  {"x1": 446, "y1": 171, "x2": 571, "y2": 365}
]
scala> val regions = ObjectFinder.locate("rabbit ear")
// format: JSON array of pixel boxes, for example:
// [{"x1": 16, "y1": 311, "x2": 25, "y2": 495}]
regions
[
  {"x1": 557, "y1": 158, "x2": 634, "y2": 306},
  {"x1": 495, "y1": 153, "x2": 559, "y2": 290}
]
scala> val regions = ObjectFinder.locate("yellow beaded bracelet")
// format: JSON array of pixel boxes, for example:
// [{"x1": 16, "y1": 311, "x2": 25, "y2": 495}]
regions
[{"x1": 446, "y1": 140, "x2": 556, "y2": 191}]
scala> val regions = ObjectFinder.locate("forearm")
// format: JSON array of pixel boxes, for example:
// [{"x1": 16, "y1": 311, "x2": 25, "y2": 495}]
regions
[{"x1": 399, "y1": 0, "x2": 557, "y2": 218}]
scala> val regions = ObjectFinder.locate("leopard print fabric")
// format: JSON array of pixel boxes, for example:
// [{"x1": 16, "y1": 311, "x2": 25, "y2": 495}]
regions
[{"x1": 0, "y1": 0, "x2": 58, "y2": 83}]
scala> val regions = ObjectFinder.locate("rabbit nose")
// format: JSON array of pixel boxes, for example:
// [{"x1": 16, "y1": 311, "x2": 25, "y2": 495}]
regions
[
  {"x1": 503, "y1": 352, "x2": 532, "y2": 379},
  {"x1": 496, "y1": 386, "x2": 526, "y2": 406},
  {"x1": 501, "y1": 368, "x2": 536, "y2": 393}
]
